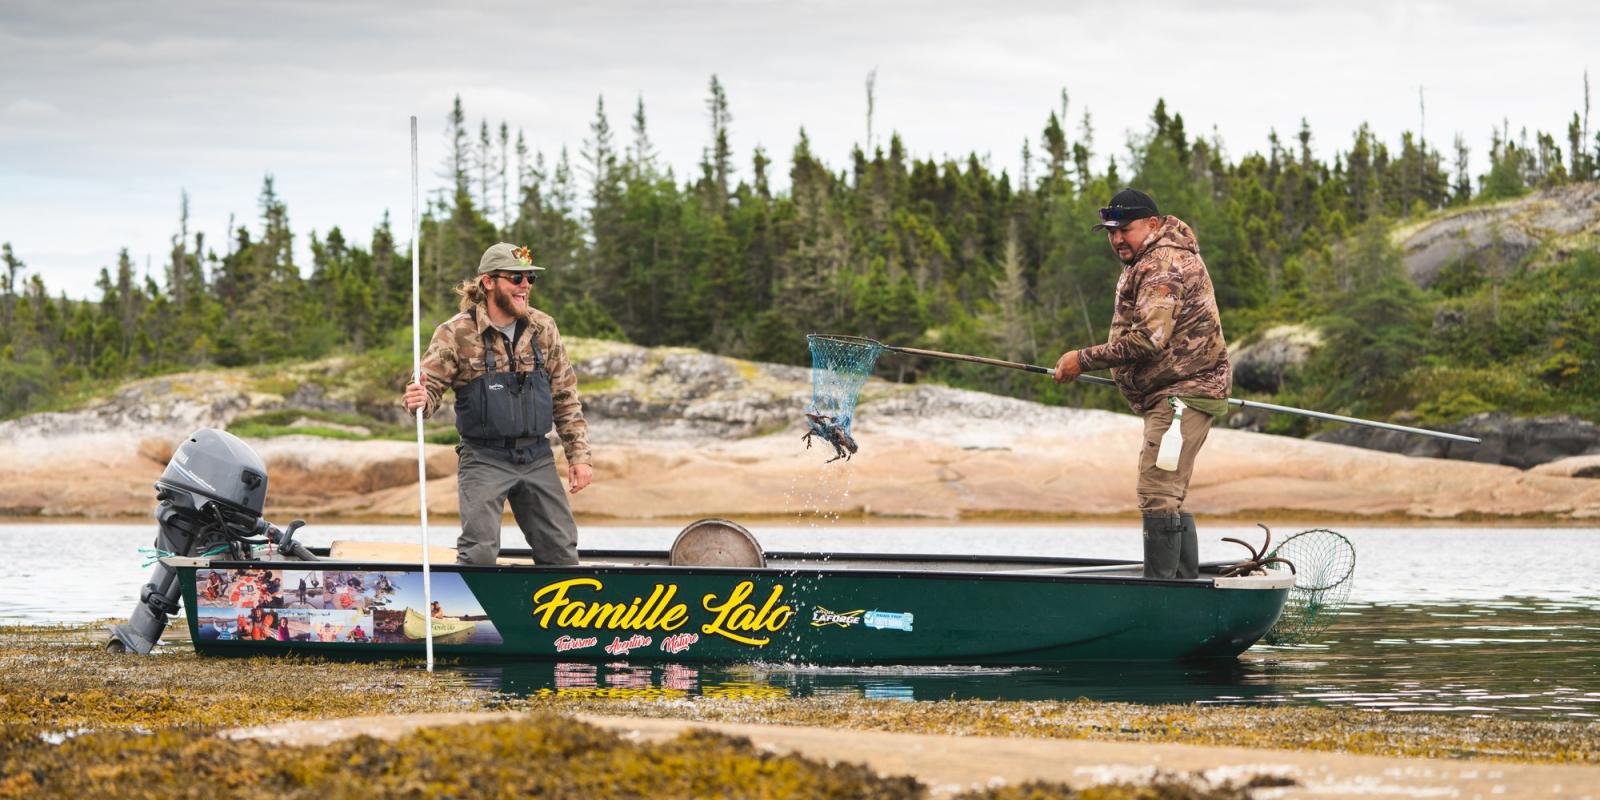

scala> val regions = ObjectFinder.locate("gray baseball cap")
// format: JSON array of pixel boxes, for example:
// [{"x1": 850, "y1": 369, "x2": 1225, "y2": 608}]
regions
[{"x1": 477, "y1": 242, "x2": 545, "y2": 274}]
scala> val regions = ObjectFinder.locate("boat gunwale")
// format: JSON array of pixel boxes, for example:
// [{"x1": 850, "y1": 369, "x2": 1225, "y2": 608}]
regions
[{"x1": 172, "y1": 549, "x2": 1291, "y2": 592}]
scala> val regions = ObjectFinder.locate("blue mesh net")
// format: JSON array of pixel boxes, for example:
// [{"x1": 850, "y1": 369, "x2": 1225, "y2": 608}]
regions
[{"x1": 803, "y1": 334, "x2": 885, "y2": 462}]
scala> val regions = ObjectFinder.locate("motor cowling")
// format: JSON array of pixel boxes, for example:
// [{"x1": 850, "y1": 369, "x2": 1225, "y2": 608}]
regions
[
  {"x1": 156, "y1": 428, "x2": 268, "y2": 518},
  {"x1": 110, "y1": 428, "x2": 300, "y2": 655}
]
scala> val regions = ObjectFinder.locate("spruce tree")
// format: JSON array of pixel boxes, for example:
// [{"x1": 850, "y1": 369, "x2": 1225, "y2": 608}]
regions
[{"x1": 706, "y1": 75, "x2": 733, "y2": 214}]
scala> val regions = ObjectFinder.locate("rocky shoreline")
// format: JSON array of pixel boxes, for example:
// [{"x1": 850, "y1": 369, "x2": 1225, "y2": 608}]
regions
[
  {"x1": 2, "y1": 344, "x2": 1599, "y2": 522},
  {"x1": 7, "y1": 623, "x2": 1595, "y2": 798}
]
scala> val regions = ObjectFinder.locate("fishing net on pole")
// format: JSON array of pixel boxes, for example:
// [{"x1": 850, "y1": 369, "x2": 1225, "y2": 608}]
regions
[
  {"x1": 802, "y1": 334, "x2": 886, "y2": 462},
  {"x1": 1263, "y1": 528, "x2": 1356, "y2": 646}
]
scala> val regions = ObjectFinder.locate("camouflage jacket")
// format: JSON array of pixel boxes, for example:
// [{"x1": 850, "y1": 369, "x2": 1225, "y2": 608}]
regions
[
  {"x1": 417, "y1": 303, "x2": 591, "y2": 466},
  {"x1": 1077, "y1": 215, "x2": 1232, "y2": 415}
]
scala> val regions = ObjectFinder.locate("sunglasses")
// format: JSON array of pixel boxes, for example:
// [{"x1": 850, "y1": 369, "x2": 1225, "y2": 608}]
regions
[
  {"x1": 495, "y1": 272, "x2": 536, "y2": 286},
  {"x1": 1098, "y1": 205, "x2": 1149, "y2": 224}
]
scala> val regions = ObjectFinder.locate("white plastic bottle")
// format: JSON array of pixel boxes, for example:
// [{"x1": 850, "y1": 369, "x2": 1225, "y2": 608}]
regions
[{"x1": 1155, "y1": 398, "x2": 1186, "y2": 471}]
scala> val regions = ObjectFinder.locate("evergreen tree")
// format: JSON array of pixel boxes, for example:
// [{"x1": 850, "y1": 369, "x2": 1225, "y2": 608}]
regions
[
  {"x1": 371, "y1": 211, "x2": 409, "y2": 333},
  {"x1": 629, "y1": 95, "x2": 657, "y2": 180},
  {"x1": 1041, "y1": 111, "x2": 1069, "y2": 193},
  {"x1": 1481, "y1": 124, "x2": 1529, "y2": 200},
  {"x1": 1, "y1": 242, "x2": 23, "y2": 336},
  {"x1": 443, "y1": 96, "x2": 470, "y2": 200},
  {"x1": 1451, "y1": 134, "x2": 1473, "y2": 205},
  {"x1": 705, "y1": 75, "x2": 734, "y2": 215},
  {"x1": 477, "y1": 119, "x2": 496, "y2": 223},
  {"x1": 11, "y1": 90, "x2": 1600, "y2": 427},
  {"x1": 498, "y1": 122, "x2": 512, "y2": 232},
  {"x1": 582, "y1": 96, "x2": 623, "y2": 300}
]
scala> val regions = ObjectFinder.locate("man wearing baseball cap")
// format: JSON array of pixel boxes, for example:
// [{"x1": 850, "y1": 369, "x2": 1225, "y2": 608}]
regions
[
  {"x1": 401, "y1": 242, "x2": 593, "y2": 565},
  {"x1": 1052, "y1": 189, "x2": 1232, "y2": 580}
]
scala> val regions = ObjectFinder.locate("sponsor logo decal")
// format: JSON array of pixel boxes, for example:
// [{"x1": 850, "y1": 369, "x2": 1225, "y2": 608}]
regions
[
  {"x1": 863, "y1": 610, "x2": 914, "y2": 632},
  {"x1": 810, "y1": 607, "x2": 865, "y2": 628},
  {"x1": 554, "y1": 634, "x2": 597, "y2": 652},
  {"x1": 531, "y1": 578, "x2": 795, "y2": 646}
]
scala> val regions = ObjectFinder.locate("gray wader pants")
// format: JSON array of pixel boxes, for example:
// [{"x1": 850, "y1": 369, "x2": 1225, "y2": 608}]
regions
[{"x1": 455, "y1": 443, "x2": 579, "y2": 566}]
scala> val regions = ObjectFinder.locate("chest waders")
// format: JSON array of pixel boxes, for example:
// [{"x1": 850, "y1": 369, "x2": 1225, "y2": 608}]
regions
[{"x1": 454, "y1": 318, "x2": 554, "y2": 465}]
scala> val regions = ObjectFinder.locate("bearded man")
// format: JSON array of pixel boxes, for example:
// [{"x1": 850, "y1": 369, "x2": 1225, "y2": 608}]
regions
[
  {"x1": 402, "y1": 242, "x2": 593, "y2": 565},
  {"x1": 1052, "y1": 189, "x2": 1232, "y2": 580}
]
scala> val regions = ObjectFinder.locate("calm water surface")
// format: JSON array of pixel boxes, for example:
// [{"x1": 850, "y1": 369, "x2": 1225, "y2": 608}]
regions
[{"x1": 4, "y1": 522, "x2": 1597, "y2": 721}]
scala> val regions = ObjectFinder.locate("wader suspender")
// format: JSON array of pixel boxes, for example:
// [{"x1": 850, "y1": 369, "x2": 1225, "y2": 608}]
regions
[{"x1": 481, "y1": 318, "x2": 546, "y2": 379}]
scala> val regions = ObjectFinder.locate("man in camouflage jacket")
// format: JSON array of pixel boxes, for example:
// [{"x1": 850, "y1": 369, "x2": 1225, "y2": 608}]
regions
[
  {"x1": 402, "y1": 242, "x2": 592, "y2": 565},
  {"x1": 1053, "y1": 189, "x2": 1232, "y2": 579}
]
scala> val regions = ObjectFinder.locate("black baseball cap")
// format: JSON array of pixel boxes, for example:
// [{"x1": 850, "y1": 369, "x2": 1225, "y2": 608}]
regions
[{"x1": 1092, "y1": 188, "x2": 1160, "y2": 230}]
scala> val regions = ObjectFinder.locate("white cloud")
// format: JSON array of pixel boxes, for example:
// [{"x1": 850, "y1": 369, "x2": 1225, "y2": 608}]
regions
[
  {"x1": 2, "y1": 0, "x2": 1597, "y2": 298},
  {"x1": 1, "y1": 97, "x2": 62, "y2": 120}
]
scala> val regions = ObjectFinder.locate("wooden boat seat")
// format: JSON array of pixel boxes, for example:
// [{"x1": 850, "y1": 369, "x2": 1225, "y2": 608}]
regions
[{"x1": 329, "y1": 540, "x2": 456, "y2": 563}]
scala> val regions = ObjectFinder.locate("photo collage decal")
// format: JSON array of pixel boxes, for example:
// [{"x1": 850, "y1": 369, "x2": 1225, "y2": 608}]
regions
[{"x1": 194, "y1": 567, "x2": 502, "y2": 645}]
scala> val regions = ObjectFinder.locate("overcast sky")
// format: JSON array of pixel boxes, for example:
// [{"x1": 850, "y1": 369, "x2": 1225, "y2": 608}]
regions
[{"x1": 2, "y1": 0, "x2": 1594, "y2": 298}]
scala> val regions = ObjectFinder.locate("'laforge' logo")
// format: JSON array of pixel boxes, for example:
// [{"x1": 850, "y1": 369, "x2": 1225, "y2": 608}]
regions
[
  {"x1": 531, "y1": 578, "x2": 795, "y2": 646},
  {"x1": 810, "y1": 606, "x2": 864, "y2": 628}
]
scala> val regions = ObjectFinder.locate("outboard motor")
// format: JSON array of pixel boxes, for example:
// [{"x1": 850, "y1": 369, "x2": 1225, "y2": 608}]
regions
[{"x1": 108, "y1": 428, "x2": 316, "y2": 654}]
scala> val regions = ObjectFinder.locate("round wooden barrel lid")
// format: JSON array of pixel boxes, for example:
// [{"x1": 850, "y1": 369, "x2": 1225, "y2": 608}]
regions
[{"x1": 669, "y1": 518, "x2": 766, "y2": 568}]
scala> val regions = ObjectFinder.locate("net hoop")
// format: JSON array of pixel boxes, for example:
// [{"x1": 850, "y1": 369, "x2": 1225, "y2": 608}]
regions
[
  {"x1": 1269, "y1": 529, "x2": 1356, "y2": 591},
  {"x1": 808, "y1": 333, "x2": 884, "y2": 348}
]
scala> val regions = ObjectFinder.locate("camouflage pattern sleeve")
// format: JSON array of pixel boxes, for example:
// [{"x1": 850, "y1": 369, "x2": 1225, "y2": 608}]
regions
[
  {"x1": 540, "y1": 318, "x2": 592, "y2": 466},
  {"x1": 1078, "y1": 258, "x2": 1184, "y2": 372},
  {"x1": 1078, "y1": 216, "x2": 1228, "y2": 414},
  {"x1": 416, "y1": 322, "x2": 459, "y2": 419}
]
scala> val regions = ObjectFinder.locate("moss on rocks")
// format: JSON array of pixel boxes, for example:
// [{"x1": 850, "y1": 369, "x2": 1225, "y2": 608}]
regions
[
  {"x1": 0, "y1": 625, "x2": 487, "y2": 733},
  {"x1": 1, "y1": 714, "x2": 1281, "y2": 800},
  {"x1": 4, "y1": 623, "x2": 1596, "y2": 797},
  {"x1": 495, "y1": 692, "x2": 1600, "y2": 766},
  {"x1": 1, "y1": 716, "x2": 922, "y2": 799}
]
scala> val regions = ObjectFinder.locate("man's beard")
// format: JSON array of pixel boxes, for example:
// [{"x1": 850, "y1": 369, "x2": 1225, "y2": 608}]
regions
[{"x1": 491, "y1": 283, "x2": 523, "y2": 317}]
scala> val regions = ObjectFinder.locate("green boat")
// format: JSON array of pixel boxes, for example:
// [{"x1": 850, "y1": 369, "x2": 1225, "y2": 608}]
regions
[
  {"x1": 169, "y1": 543, "x2": 1291, "y2": 664},
  {"x1": 111, "y1": 429, "x2": 1292, "y2": 665}
]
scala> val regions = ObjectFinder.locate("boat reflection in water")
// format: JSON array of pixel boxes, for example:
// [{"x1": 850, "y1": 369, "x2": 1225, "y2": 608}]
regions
[
  {"x1": 450, "y1": 596, "x2": 1600, "y2": 723},
  {"x1": 456, "y1": 658, "x2": 1275, "y2": 705}
]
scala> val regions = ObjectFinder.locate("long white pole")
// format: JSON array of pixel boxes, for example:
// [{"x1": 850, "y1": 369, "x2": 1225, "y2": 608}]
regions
[{"x1": 410, "y1": 115, "x2": 435, "y2": 672}]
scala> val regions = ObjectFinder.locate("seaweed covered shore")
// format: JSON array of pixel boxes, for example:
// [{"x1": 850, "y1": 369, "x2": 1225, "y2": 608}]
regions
[{"x1": 3, "y1": 624, "x2": 1598, "y2": 798}]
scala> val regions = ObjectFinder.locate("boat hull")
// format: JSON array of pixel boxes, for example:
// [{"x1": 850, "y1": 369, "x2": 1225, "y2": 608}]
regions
[{"x1": 176, "y1": 552, "x2": 1289, "y2": 665}]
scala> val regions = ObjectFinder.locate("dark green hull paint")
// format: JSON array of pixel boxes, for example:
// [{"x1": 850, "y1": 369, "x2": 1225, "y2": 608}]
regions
[{"x1": 177, "y1": 553, "x2": 1288, "y2": 665}]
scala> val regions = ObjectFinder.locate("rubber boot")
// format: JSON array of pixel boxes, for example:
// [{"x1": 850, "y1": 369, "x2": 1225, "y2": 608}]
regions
[
  {"x1": 1177, "y1": 512, "x2": 1200, "y2": 579},
  {"x1": 1141, "y1": 512, "x2": 1181, "y2": 579}
]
